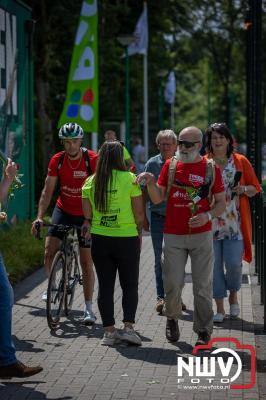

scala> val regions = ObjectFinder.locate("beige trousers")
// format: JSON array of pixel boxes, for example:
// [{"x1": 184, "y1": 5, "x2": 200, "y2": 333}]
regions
[{"x1": 162, "y1": 231, "x2": 214, "y2": 335}]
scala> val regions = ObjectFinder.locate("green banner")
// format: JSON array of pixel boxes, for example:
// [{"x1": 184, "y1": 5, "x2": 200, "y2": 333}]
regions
[{"x1": 58, "y1": 0, "x2": 98, "y2": 134}]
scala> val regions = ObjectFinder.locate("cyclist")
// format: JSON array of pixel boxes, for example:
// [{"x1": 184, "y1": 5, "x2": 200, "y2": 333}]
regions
[{"x1": 32, "y1": 123, "x2": 97, "y2": 324}]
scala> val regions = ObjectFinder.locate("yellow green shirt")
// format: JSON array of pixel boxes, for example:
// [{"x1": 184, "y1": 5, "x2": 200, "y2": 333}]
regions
[
  {"x1": 123, "y1": 146, "x2": 131, "y2": 161},
  {"x1": 82, "y1": 170, "x2": 141, "y2": 237}
]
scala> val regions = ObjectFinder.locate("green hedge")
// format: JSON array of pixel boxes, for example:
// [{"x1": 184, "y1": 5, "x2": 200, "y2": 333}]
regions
[{"x1": 0, "y1": 220, "x2": 46, "y2": 284}]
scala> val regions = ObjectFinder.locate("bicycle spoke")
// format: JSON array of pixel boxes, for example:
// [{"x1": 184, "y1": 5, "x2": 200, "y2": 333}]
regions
[
  {"x1": 46, "y1": 251, "x2": 66, "y2": 330},
  {"x1": 64, "y1": 248, "x2": 80, "y2": 316}
]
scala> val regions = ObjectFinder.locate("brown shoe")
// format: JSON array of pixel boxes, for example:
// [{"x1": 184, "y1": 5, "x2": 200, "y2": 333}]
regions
[
  {"x1": 155, "y1": 298, "x2": 165, "y2": 314},
  {"x1": 181, "y1": 302, "x2": 187, "y2": 311},
  {"x1": 0, "y1": 361, "x2": 43, "y2": 378},
  {"x1": 166, "y1": 319, "x2": 180, "y2": 342}
]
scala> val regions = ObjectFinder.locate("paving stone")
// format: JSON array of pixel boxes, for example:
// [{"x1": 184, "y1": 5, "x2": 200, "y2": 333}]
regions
[{"x1": 0, "y1": 237, "x2": 262, "y2": 399}]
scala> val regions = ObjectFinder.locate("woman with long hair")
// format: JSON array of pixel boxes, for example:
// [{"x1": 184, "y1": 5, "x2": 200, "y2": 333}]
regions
[
  {"x1": 205, "y1": 123, "x2": 261, "y2": 322},
  {"x1": 82, "y1": 141, "x2": 144, "y2": 345}
]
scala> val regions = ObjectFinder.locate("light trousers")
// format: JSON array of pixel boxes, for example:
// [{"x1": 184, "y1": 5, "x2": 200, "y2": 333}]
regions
[{"x1": 162, "y1": 231, "x2": 214, "y2": 335}]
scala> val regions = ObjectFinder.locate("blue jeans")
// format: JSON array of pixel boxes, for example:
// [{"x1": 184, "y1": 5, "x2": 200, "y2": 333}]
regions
[
  {"x1": 213, "y1": 240, "x2": 244, "y2": 299},
  {"x1": 0, "y1": 254, "x2": 17, "y2": 366},
  {"x1": 150, "y1": 212, "x2": 165, "y2": 299}
]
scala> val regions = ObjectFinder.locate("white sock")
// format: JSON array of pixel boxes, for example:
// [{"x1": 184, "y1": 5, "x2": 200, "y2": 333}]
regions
[{"x1": 85, "y1": 301, "x2": 92, "y2": 312}]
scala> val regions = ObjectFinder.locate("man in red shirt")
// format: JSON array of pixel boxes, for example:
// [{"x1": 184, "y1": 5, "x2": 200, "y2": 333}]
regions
[
  {"x1": 137, "y1": 126, "x2": 226, "y2": 345},
  {"x1": 32, "y1": 123, "x2": 97, "y2": 324}
]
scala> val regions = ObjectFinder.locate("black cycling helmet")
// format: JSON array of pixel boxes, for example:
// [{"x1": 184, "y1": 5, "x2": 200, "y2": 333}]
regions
[{"x1": 58, "y1": 123, "x2": 84, "y2": 139}]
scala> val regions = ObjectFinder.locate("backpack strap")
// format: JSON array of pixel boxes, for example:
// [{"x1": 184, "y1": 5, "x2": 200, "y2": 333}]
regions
[
  {"x1": 57, "y1": 151, "x2": 65, "y2": 172},
  {"x1": 165, "y1": 155, "x2": 179, "y2": 200},
  {"x1": 81, "y1": 147, "x2": 92, "y2": 176},
  {"x1": 165, "y1": 156, "x2": 215, "y2": 202},
  {"x1": 57, "y1": 148, "x2": 92, "y2": 176}
]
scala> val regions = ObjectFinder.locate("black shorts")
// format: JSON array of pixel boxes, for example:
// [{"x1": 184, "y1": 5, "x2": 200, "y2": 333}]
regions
[{"x1": 47, "y1": 206, "x2": 91, "y2": 248}]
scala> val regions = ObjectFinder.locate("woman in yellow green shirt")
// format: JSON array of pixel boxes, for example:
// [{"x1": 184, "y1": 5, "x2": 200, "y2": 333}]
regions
[{"x1": 82, "y1": 141, "x2": 144, "y2": 346}]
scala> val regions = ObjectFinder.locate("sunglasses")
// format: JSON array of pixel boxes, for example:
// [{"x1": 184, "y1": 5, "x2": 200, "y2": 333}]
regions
[{"x1": 177, "y1": 140, "x2": 200, "y2": 149}]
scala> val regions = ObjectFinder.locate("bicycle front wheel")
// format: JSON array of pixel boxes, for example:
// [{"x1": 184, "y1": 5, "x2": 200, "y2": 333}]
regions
[
  {"x1": 65, "y1": 248, "x2": 80, "y2": 316},
  {"x1": 46, "y1": 251, "x2": 66, "y2": 330}
]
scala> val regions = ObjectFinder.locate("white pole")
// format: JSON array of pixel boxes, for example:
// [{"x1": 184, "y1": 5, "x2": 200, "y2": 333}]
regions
[
  {"x1": 143, "y1": 52, "x2": 148, "y2": 160},
  {"x1": 171, "y1": 103, "x2": 175, "y2": 129},
  {"x1": 120, "y1": 121, "x2": 126, "y2": 143},
  {"x1": 143, "y1": 1, "x2": 148, "y2": 161},
  {"x1": 91, "y1": 132, "x2": 98, "y2": 151}
]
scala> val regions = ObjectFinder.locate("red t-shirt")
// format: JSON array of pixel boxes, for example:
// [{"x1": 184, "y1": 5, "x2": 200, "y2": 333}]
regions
[
  {"x1": 157, "y1": 158, "x2": 224, "y2": 235},
  {"x1": 48, "y1": 150, "x2": 97, "y2": 216}
]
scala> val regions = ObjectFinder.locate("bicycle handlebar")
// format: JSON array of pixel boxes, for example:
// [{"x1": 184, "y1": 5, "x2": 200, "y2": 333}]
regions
[{"x1": 34, "y1": 221, "x2": 81, "y2": 240}]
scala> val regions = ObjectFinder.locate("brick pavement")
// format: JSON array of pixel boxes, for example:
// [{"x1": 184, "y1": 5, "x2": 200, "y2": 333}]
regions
[{"x1": 0, "y1": 234, "x2": 265, "y2": 400}]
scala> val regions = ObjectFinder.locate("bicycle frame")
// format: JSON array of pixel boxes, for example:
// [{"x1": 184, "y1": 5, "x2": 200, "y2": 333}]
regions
[{"x1": 35, "y1": 222, "x2": 82, "y2": 330}]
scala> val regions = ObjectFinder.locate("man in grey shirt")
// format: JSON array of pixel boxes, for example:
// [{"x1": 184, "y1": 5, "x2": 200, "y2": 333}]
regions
[{"x1": 144, "y1": 130, "x2": 186, "y2": 313}]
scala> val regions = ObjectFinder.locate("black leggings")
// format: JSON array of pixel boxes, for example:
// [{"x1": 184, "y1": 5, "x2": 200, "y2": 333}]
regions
[{"x1": 91, "y1": 234, "x2": 140, "y2": 327}]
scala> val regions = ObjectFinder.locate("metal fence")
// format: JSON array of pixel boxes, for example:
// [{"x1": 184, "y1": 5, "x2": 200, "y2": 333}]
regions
[{"x1": 254, "y1": 191, "x2": 266, "y2": 331}]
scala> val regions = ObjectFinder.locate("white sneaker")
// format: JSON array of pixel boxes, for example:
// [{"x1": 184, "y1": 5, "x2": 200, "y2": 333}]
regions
[
  {"x1": 101, "y1": 329, "x2": 122, "y2": 346},
  {"x1": 42, "y1": 291, "x2": 47, "y2": 301},
  {"x1": 230, "y1": 304, "x2": 240, "y2": 318},
  {"x1": 121, "y1": 327, "x2": 141, "y2": 346},
  {"x1": 83, "y1": 310, "x2": 97, "y2": 325},
  {"x1": 213, "y1": 313, "x2": 225, "y2": 323}
]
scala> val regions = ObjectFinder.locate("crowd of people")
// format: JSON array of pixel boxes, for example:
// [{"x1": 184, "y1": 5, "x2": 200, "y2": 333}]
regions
[{"x1": 0, "y1": 121, "x2": 261, "y2": 378}]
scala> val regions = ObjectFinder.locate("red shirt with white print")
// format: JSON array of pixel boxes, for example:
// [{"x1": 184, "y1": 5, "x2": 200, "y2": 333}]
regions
[
  {"x1": 157, "y1": 158, "x2": 224, "y2": 235},
  {"x1": 48, "y1": 149, "x2": 97, "y2": 216}
]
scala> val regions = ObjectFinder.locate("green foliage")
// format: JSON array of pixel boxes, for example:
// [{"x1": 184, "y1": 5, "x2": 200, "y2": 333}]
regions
[
  {"x1": 0, "y1": 220, "x2": 46, "y2": 284},
  {"x1": 22, "y1": 0, "x2": 265, "y2": 171},
  {"x1": 262, "y1": 180, "x2": 266, "y2": 195}
]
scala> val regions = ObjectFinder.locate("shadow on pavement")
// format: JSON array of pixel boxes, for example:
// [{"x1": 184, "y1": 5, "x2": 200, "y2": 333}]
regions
[
  {"x1": 115, "y1": 338, "x2": 266, "y2": 374},
  {"x1": 0, "y1": 382, "x2": 72, "y2": 400},
  {"x1": 180, "y1": 308, "x2": 265, "y2": 336},
  {"x1": 13, "y1": 268, "x2": 47, "y2": 303},
  {"x1": 12, "y1": 336, "x2": 44, "y2": 353},
  {"x1": 213, "y1": 316, "x2": 265, "y2": 334}
]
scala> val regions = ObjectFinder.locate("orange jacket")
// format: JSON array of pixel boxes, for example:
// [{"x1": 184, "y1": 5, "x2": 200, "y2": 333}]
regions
[
  {"x1": 206, "y1": 153, "x2": 261, "y2": 262},
  {"x1": 232, "y1": 153, "x2": 261, "y2": 262}
]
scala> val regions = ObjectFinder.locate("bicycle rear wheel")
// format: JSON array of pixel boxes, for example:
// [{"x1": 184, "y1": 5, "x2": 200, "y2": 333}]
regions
[
  {"x1": 65, "y1": 248, "x2": 80, "y2": 316},
  {"x1": 46, "y1": 251, "x2": 66, "y2": 330}
]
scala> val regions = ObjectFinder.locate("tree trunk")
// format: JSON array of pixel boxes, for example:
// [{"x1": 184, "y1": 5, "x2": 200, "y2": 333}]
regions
[{"x1": 35, "y1": 78, "x2": 55, "y2": 171}]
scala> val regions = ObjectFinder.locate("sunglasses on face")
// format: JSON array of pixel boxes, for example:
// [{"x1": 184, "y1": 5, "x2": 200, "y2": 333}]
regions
[{"x1": 177, "y1": 140, "x2": 200, "y2": 149}]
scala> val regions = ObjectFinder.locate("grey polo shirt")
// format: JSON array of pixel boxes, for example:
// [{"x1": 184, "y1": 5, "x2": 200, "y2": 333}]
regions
[{"x1": 144, "y1": 153, "x2": 166, "y2": 216}]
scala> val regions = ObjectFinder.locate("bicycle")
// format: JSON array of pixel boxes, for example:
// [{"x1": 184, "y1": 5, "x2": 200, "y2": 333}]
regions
[{"x1": 35, "y1": 222, "x2": 83, "y2": 330}]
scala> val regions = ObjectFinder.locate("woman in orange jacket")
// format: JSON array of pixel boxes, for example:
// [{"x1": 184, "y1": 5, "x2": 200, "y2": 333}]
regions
[{"x1": 205, "y1": 123, "x2": 261, "y2": 323}]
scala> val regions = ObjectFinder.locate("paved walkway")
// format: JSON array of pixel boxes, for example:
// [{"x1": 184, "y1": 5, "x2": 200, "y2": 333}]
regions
[{"x1": 0, "y1": 234, "x2": 265, "y2": 400}]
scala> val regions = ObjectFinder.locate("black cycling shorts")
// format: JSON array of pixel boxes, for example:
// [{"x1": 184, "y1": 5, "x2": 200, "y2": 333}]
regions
[{"x1": 47, "y1": 206, "x2": 91, "y2": 248}]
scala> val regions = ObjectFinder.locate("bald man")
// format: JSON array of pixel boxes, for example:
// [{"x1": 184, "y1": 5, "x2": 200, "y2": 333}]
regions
[{"x1": 137, "y1": 126, "x2": 226, "y2": 346}]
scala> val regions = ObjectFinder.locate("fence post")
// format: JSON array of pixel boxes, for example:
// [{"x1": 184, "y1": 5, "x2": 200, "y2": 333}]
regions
[{"x1": 263, "y1": 194, "x2": 266, "y2": 332}]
